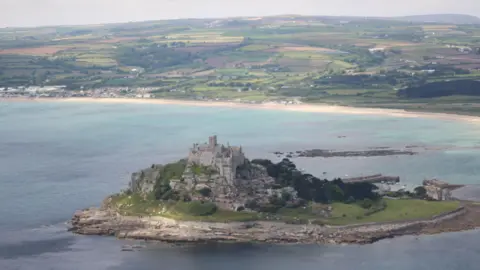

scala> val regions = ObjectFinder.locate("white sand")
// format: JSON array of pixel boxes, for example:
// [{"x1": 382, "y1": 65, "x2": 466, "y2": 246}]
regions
[{"x1": 4, "y1": 97, "x2": 480, "y2": 123}]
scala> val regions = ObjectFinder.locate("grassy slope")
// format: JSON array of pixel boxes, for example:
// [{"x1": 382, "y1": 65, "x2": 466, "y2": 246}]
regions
[
  {"x1": 108, "y1": 193, "x2": 460, "y2": 225},
  {"x1": 108, "y1": 193, "x2": 260, "y2": 222},
  {"x1": 328, "y1": 199, "x2": 459, "y2": 225}
]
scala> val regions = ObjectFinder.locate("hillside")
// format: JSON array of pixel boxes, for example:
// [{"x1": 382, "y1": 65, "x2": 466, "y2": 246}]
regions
[
  {"x1": 397, "y1": 80, "x2": 480, "y2": 98},
  {"x1": 395, "y1": 14, "x2": 480, "y2": 24},
  {"x1": 1, "y1": 14, "x2": 480, "y2": 115}
]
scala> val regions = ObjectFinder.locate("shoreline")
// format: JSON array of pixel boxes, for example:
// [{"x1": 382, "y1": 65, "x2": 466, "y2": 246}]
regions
[
  {"x1": 69, "y1": 203, "x2": 480, "y2": 245},
  {"x1": 3, "y1": 97, "x2": 480, "y2": 123}
]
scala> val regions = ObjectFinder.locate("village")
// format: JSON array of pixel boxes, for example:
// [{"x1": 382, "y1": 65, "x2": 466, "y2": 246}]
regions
[{"x1": 0, "y1": 85, "x2": 303, "y2": 105}]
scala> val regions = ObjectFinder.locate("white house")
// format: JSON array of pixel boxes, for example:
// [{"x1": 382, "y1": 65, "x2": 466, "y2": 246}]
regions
[{"x1": 368, "y1": 48, "x2": 385, "y2": 54}]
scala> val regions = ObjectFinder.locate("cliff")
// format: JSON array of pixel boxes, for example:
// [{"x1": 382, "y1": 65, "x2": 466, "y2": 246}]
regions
[{"x1": 129, "y1": 164, "x2": 165, "y2": 194}]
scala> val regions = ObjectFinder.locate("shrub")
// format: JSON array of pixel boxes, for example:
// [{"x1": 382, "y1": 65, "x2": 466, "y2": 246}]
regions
[
  {"x1": 175, "y1": 201, "x2": 217, "y2": 216},
  {"x1": 153, "y1": 160, "x2": 188, "y2": 201},
  {"x1": 345, "y1": 196, "x2": 355, "y2": 204},
  {"x1": 178, "y1": 191, "x2": 192, "y2": 202},
  {"x1": 359, "y1": 198, "x2": 374, "y2": 209},
  {"x1": 245, "y1": 199, "x2": 260, "y2": 210},
  {"x1": 414, "y1": 186, "x2": 427, "y2": 198},
  {"x1": 281, "y1": 191, "x2": 292, "y2": 202},
  {"x1": 285, "y1": 199, "x2": 307, "y2": 208},
  {"x1": 311, "y1": 219, "x2": 325, "y2": 226},
  {"x1": 162, "y1": 159, "x2": 187, "y2": 180},
  {"x1": 160, "y1": 189, "x2": 178, "y2": 201},
  {"x1": 365, "y1": 200, "x2": 387, "y2": 216},
  {"x1": 268, "y1": 194, "x2": 287, "y2": 207},
  {"x1": 236, "y1": 206, "x2": 245, "y2": 212},
  {"x1": 258, "y1": 204, "x2": 281, "y2": 213},
  {"x1": 154, "y1": 178, "x2": 172, "y2": 200},
  {"x1": 198, "y1": 187, "x2": 212, "y2": 197},
  {"x1": 284, "y1": 218, "x2": 309, "y2": 225},
  {"x1": 251, "y1": 159, "x2": 273, "y2": 167}
]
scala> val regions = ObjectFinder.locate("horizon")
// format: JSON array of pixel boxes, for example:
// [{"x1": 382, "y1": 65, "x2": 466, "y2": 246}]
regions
[
  {"x1": 1, "y1": 0, "x2": 480, "y2": 28},
  {"x1": 1, "y1": 12, "x2": 480, "y2": 29}
]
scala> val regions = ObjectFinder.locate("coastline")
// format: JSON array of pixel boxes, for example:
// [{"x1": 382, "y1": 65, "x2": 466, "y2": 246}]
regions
[
  {"x1": 69, "y1": 203, "x2": 480, "y2": 245},
  {"x1": 3, "y1": 97, "x2": 480, "y2": 123}
]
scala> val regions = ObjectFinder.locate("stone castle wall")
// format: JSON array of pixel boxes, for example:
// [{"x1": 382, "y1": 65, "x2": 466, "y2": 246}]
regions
[
  {"x1": 423, "y1": 179, "x2": 453, "y2": 201},
  {"x1": 186, "y1": 136, "x2": 246, "y2": 186},
  {"x1": 425, "y1": 185, "x2": 452, "y2": 201},
  {"x1": 188, "y1": 150, "x2": 215, "y2": 167}
]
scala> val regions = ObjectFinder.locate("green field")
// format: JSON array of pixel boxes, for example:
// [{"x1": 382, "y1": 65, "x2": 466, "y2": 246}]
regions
[
  {"x1": 108, "y1": 193, "x2": 261, "y2": 222},
  {"x1": 1, "y1": 15, "x2": 480, "y2": 115},
  {"x1": 327, "y1": 199, "x2": 460, "y2": 225},
  {"x1": 107, "y1": 193, "x2": 460, "y2": 225}
]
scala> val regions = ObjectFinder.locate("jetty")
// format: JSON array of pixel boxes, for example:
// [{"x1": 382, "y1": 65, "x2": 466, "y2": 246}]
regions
[{"x1": 343, "y1": 174, "x2": 400, "y2": 184}]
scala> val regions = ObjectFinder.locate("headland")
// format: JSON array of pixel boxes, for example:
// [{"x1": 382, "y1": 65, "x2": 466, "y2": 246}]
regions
[{"x1": 69, "y1": 136, "x2": 480, "y2": 245}]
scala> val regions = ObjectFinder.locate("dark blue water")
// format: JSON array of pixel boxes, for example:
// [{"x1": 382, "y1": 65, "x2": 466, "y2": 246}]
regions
[{"x1": 1, "y1": 101, "x2": 480, "y2": 270}]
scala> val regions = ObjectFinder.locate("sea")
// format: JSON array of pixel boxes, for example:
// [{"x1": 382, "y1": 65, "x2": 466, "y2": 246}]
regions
[{"x1": 1, "y1": 101, "x2": 480, "y2": 270}]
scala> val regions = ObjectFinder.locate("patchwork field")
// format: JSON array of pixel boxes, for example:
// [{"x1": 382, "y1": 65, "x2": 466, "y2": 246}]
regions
[
  {"x1": 0, "y1": 46, "x2": 71, "y2": 55},
  {"x1": 1, "y1": 14, "x2": 480, "y2": 109}
]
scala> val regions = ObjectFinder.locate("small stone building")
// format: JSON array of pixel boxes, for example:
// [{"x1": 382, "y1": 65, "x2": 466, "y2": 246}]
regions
[{"x1": 423, "y1": 179, "x2": 453, "y2": 201}]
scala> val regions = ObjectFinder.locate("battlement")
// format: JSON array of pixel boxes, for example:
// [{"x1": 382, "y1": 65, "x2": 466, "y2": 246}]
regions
[
  {"x1": 208, "y1": 135, "x2": 217, "y2": 150},
  {"x1": 187, "y1": 136, "x2": 245, "y2": 186}
]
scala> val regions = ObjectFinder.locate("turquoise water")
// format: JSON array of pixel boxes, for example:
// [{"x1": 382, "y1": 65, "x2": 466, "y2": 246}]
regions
[{"x1": 1, "y1": 101, "x2": 480, "y2": 270}]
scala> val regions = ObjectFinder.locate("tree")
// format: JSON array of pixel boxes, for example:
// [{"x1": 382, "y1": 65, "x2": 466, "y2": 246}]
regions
[
  {"x1": 245, "y1": 199, "x2": 259, "y2": 210},
  {"x1": 175, "y1": 201, "x2": 217, "y2": 216},
  {"x1": 359, "y1": 198, "x2": 374, "y2": 209},
  {"x1": 198, "y1": 187, "x2": 212, "y2": 197},
  {"x1": 253, "y1": 159, "x2": 378, "y2": 205},
  {"x1": 154, "y1": 177, "x2": 172, "y2": 200},
  {"x1": 414, "y1": 186, "x2": 427, "y2": 198},
  {"x1": 268, "y1": 194, "x2": 287, "y2": 207}
]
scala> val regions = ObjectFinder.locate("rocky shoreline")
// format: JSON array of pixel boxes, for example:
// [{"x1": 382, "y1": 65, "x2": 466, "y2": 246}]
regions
[
  {"x1": 69, "y1": 203, "x2": 480, "y2": 245},
  {"x1": 275, "y1": 148, "x2": 417, "y2": 158}
]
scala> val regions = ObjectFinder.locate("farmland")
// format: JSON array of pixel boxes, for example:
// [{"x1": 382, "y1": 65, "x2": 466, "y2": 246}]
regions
[{"x1": 1, "y1": 14, "x2": 480, "y2": 113}]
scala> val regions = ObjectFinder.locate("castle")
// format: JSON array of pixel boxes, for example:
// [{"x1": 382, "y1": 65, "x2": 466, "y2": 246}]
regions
[
  {"x1": 129, "y1": 135, "x2": 292, "y2": 210},
  {"x1": 186, "y1": 135, "x2": 246, "y2": 186}
]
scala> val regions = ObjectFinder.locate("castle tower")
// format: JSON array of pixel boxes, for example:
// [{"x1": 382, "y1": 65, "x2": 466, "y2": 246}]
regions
[{"x1": 208, "y1": 135, "x2": 217, "y2": 150}]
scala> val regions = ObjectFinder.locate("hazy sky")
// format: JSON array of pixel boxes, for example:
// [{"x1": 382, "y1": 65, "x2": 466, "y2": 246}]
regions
[{"x1": 1, "y1": 0, "x2": 480, "y2": 27}]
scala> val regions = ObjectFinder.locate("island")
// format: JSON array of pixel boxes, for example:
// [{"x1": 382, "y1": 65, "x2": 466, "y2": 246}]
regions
[{"x1": 70, "y1": 136, "x2": 480, "y2": 245}]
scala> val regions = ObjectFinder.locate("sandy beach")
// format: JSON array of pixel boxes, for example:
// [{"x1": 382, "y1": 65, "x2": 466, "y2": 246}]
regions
[{"x1": 4, "y1": 97, "x2": 480, "y2": 123}]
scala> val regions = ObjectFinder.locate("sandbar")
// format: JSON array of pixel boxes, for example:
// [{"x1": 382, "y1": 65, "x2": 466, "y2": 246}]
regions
[{"x1": 3, "y1": 97, "x2": 480, "y2": 123}]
